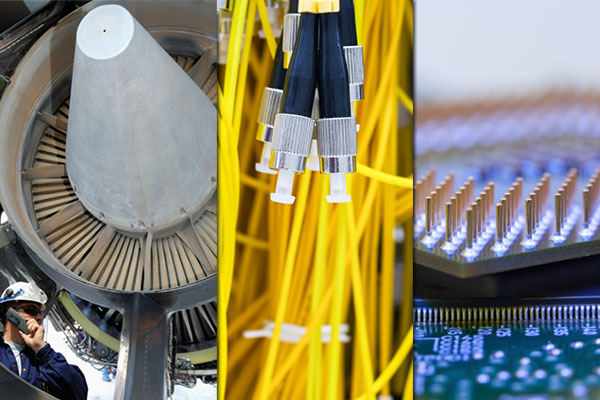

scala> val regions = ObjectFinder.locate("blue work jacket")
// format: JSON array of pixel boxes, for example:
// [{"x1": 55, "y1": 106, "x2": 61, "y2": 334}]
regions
[{"x1": 0, "y1": 336, "x2": 88, "y2": 399}]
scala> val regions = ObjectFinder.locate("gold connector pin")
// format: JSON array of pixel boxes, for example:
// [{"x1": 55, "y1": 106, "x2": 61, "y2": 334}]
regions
[
  {"x1": 451, "y1": 197, "x2": 458, "y2": 233},
  {"x1": 466, "y1": 208, "x2": 474, "y2": 247},
  {"x1": 496, "y1": 203, "x2": 503, "y2": 240},
  {"x1": 425, "y1": 196, "x2": 432, "y2": 234},
  {"x1": 500, "y1": 197, "x2": 507, "y2": 236},
  {"x1": 526, "y1": 198, "x2": 533, "y2": 236},
  {"x1": 445, "y1": 202, "x2": 452, "y2": 241},
  {"x1": 555, "y1": 193, "x2": 562, "y2": 235},
  {"x1": 584, "y1": 188, "x2": 591, "y2": 225},
  {"x1": 475, "y1": 198, "x2": 482, "y2": 235}
]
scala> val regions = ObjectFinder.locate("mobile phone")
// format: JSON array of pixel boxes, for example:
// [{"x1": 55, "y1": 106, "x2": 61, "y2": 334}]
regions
[{"x1": 6, "y1": 309, "x2": 29, "y2": 334}]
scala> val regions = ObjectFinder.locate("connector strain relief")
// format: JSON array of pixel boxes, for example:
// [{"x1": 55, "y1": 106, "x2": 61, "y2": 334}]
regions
[
  {"x1": 327, "y1": 173, "x2": 351, "y2": 203},
  {"x1": 271, "y1": 169, "x2": 297, "y2": 204}
]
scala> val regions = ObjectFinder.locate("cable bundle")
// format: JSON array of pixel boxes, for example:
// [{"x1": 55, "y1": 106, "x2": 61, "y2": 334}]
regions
[
  {"x1": 256, "y1": 0, "x2": 364, "y2": 204},
  {"x1": 218, "y1": 0, "x2": 413, "y2": 398}
]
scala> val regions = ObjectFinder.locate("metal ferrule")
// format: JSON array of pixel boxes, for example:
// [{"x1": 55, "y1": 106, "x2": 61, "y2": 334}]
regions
[
  {"x1": 320, "y1": 156, "x2": 356, "y2": 174},
  {"x1": 271, "y1": 152, "x2": 307, "y2": 173},
  {"x1": 257, "y1": 125, "x2": 274, "y2": 143},
  {"x1": 282, "y1": 13, "x2": 301, "y2": 54},
  {"x1": 343, "y1": 45, "x2": 365, "y2": 102},
  {"x1": 271, "y1": 113, "x2": 315, "y2": 172},
  {"x1": 257, "y1": 87, "x2": 283, "y2": 142},
  {"x1": 316, "y1": 117, "x2": 357, "y2": 174}
]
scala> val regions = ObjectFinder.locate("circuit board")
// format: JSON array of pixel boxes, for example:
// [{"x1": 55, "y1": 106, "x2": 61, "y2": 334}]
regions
[
  {"x1": 414, "y1": 138, "x2": 600, "y2": 278},
  {"x1": 415, "y1": 320, "x2": 600, "y2": 399}
]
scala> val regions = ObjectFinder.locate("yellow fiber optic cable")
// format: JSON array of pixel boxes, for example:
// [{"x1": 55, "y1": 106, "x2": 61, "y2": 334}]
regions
[
  {"x1": 403, "y1": 362, "x2": 414, "y2": 400},
  {"x1": 239, "y1": 174, "x2": 271, "y2": 192},
  {"x1": 356, "y1": 327, "x2": 414, "y2": 400},
  {"x1": 346, "y1": 203, "x2": 376, "y2": 400},
  {"x1": 354, "y1": 0, "x2": 364, "y2": 43},
  {"x1": 219, "y1": 0, "x2": 413, "y2": 399},
  {"x1": 256, "y1": 0, "x2": 277, "y2": 57},
  {"x1": 254, "y1": 171, "x2": 313, "y2": 400},
  {"x1": 270, "y1": 284, "x2": 335, "y2": 396},
  {"x1": 397, "y1": 86, "x2": 414, "y2": 115},
  {"x1": 357, "y1": 163, "x2": 413, "y2": 188},
  {"x1": 233, "y1": 0, "x2": 257, "y2": 136},
  {"x1": 307, "y1": 177, "x2": 328, "y2": 400},
  {"x1": 325, "y1": 205, "x2": 347, "y2": 400}
]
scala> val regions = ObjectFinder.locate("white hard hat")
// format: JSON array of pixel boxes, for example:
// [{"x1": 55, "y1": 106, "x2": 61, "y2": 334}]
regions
[{"x1": 0, "y1": 282, "x2": 48, "y2": 310}]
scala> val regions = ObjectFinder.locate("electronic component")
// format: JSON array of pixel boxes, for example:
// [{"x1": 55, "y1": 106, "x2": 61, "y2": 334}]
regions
[
  {"x1": 6, "y1": 308, "x2": 29, "y2": 334},
  {"x1": 414, "y1": 298, "x2": 600, "y2": 399},
  {"x1": 415, "y1": 318, "x2": 600, "y2": 399},
  {"x1": 414, "y1": 140, "x2": 600, "y2": 278},
  {"x1": 415, "y1": 93, "x2": 600, "y2": 399}
]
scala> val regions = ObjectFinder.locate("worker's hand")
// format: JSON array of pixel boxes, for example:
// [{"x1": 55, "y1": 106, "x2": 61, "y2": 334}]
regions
[{"x1": 18, "y1": 318, "x2": 47, "y2": 353}]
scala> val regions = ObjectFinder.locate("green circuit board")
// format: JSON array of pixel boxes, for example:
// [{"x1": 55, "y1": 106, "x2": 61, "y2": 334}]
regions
[{"x1": 415, "y1": 321, "x2": 600, "y2": 399}]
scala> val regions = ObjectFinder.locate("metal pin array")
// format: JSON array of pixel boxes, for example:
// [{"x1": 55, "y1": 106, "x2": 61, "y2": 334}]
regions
[
  {"x1": 415, "y1": 167, "x2": 435, "y2": 217},
  {"x1": 453, "y1": 178, "x2": 476, "y2": 236},
  {"x1": 417, "y1": 164, "x2": 600, "y2": 261},
  {"x1": 421, "y1": 175, "x2": 478, "y2": 251},
  {"x1": 583, "y1": 166, "x2": 600, "y2": 227},
  {"x1": 421, "y1": 173, "x2": 457, "y2": 248},
  {"x1": 424, "y1": 173, "x2": 456, "y2": 235},
  {"x1": 493, "y1": 178, "x2": 523, "y2": 241},
  {"x1": 460, "y1": 181, "x2": 495, "y2": 256},
  {"x1": 525, "y1": 173, "x2": 551, "y2": 237},
  {"x1": 414, "y1": 304, "x2": 600, "y2": 324},
  {"x1": 554, "y1": 168, "x2": 578, "y2": 235},
  {"x1": 466, "y1": 195, "x2": 483, "y2": 244}
]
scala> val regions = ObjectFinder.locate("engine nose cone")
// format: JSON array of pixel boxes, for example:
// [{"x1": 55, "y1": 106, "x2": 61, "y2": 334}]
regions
[{"x1": 67, "y1": 4, "x2": 216, "y2": 233}]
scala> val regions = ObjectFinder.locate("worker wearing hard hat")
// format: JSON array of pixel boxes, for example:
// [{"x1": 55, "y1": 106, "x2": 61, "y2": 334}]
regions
[{"x1": 0, "y1": 282, "x2": 88, "y2": 400}]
